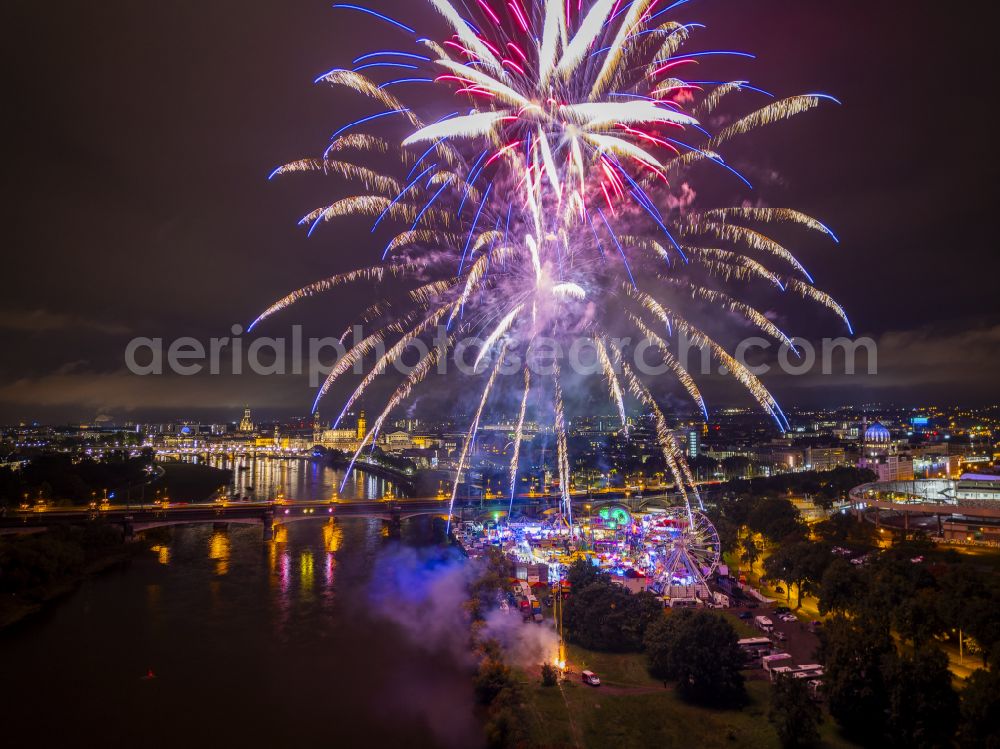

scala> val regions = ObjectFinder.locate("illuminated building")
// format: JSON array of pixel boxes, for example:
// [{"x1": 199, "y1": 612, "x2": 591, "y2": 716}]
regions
[
  {"x1": 381, "y1": 431, "x2": 412, "y2": 452},
  {"x1": 687, "y1": 429, "x2": 699, "y2": 459},
  {"x1": 804, "y1": 446, "x2": 847, "y2": 471},
  {"x1": 238, "y1": 406, "x2": 254, "y2": 433},
  {"x1": 312, "y1": 411, "x2": 323, "y2": 445},
  {"x1": 858, "y1": 422, "x2": 914, "y2": 481},
  {"x1": 954, "y1": 473, "x2": 1000, "y2": 505},
  {"x1": 315, "y1": 413, "x2": 368, "y2": 452}
]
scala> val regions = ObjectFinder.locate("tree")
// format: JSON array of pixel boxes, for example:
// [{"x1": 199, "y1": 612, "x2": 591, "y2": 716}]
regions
[
  {"x1": 469, "y1": 547, "x2": 513, "y2": 612},
  {"x1": 939, "y1": 565, "x2": 1000, "y2": 666},
  {"x1": 644, "y1": 613, "x2": 684, "y2": 683},
  {"x1": 722, "y1": 493, "x2": 756, "y2": 527},
  {"x1": 565, "y1": 558, "x2": 607, "y2": 591},
  {"x1": 726, "y1": 467, "x2": 874, "y2": 506},
  {"x1": 474, "y1": 657, "x2": 513, "y2": 706},
  {"x1": 893, "y1": 587, "x2": 948, "y2": 651},
  {"x1": 763, "y1": 541, "x2": 831, "y2": 607},
  {"x1": 769, "y1": 673, "x2": 822, "y2": 748},
  {"x1": 748, "y1": 497, "x2": 804, "y2": 543},
  {"x1": 797, "y1": 542, "x2": 835, "y2": 604},
  {"x1": 483, "y1": 674, "x2": 528, "y2": 749},
  {"x1": 689, "y1": 454, "x2": 719, "y2": 481},
  {"x1": 622, "y1": 591, "x2": 666, "y2": 650},
  {"x1": 818, "y1": 558, "x2": 862, "y2": 615},
  {"x1": 563, "y1": 577, "x2": 661, "y2": 652},
  {"x1": 959, "y1": 666, "x2": 1000, "y2": 749},
  {"x1": 540, "y1": 662, "x2": 558, "y2": 687},
  {"x1": 883, "y1": 648, "x2": 959, "y2": 749},
  {"x1": 643, "y1": 609, "x2": 746, "y2": 706},
  {"x1": 815, "y1": 512, "x2": 876, "y2": 549},
  {"x1": 764, "y1": 544, "x2": 798, "y2": 603},
  {"x1": 709, "y1": 511, "x2": 739, "y2": 556},
  {"x1": 740, "y1": 535, "x2": 761, "y2": 571},
  {"x1": 863, "y1": 553, "x2": 945, "y2": 648},
  {"x1": 721, "y1": 455, "x2": 751, "y2": 479},
  {"x1": 820, "y1": 615, "x2": 894, "y2": 741}
]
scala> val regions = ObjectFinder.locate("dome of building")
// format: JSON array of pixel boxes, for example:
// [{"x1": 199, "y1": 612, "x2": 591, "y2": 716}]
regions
[{"x1": 864, "y1": 422, "x2": 891, "y2": 444}]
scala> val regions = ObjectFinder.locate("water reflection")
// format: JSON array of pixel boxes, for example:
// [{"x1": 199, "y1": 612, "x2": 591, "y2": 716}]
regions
[
  {"x1": 300, "y1": 550, "x2": 314, "y2": 602},
  {"x1": 208, "y1": 530, "x2": 230, "y2": 576},
  {"x1": 322, "y1": 519, "x2": 343, "y2": 553},
  {"x1": 178, "y1": 455, "x2": 398, "y2": 502},
  {"x1": 147, "y1": 515, "x2": 396, "y2": 615}
]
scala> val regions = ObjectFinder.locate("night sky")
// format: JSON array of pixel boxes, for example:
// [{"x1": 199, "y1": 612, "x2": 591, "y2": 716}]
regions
[{"x1": 3, "y1": 0, "x2": 998, "y2": 423}]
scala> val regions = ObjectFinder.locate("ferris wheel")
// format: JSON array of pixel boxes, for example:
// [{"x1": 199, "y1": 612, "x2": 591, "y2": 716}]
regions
[{"x1": 648, "y1": 508, "x2": 721, "y2": 589}]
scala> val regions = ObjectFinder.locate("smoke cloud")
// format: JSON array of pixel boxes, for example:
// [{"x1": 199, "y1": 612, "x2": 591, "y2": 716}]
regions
[
  {"x1": 480, "y1": 607, "x2": 560, "y2": 669},
  {"x1": 365, "y1": 543, "x2": 560, "y2": 667},
  {"x1": 367, "y1": 545, "x2": 479, "y2": 663}
]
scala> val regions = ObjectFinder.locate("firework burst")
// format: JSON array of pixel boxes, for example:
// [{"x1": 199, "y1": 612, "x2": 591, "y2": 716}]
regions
[{"x1": 253, "y1": 0, "x2": 849, "y2": 529}]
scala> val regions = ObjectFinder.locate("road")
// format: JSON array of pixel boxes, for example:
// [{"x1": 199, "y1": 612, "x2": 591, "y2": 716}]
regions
[{"x1": 728, "y1": 603, "x2": 822, "y2": 674}]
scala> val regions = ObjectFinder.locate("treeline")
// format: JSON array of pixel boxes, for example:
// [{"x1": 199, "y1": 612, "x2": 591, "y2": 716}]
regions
[
  {"x1": 562, "y1": 560, "x2": 663, "y2": 651},
  {"x1": 725, "y1": 466, "x2": 876, "y2": 509},
  {"x1": 716, "y1": 489, "x2": 1000, "y2": 666},
  {"x1": 709, "y1": 492, "x2": 878, "y2": 605},
  {"x1": 0, "y1": 450, "x2": 154, "y2": 507},
  {"x1": 562, "y1": 560, "x2": 747, "y2": 707},
  {"x1": 644, "y1": 607, "x2": 747, "y2": 706},
  {"x1": 817, "y1": 540, "x2": 1000, "y2": 747},
  {"x1": 709, "y1": 493, "x2": 813, "y2": 566},
  {"x1": 706, "y1": 489, "x2": 1000, "y2": 747},
  {"x1": 465, "y1": 548, "x2": 529, "y2": 749},
  {"x1": 325, "y1": 446, "x2": 416, "y2": 476},
  {"x1": 759, "y1": 513, "x2": 879, "y2": 609},
  {"x1": 157, "y1": 461, "x2": 232, "y2": 502}
]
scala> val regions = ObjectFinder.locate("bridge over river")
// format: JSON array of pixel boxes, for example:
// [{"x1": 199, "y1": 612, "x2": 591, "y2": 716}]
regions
[{"x1": 0, "y1": 492, "x2": 697, "y2": 539}]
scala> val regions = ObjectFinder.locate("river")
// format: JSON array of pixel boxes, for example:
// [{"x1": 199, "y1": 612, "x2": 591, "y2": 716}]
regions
[
  {"x1": 0, "y1": 462, "x2": 481, "y2": 748},
  {"x1": 180, "y1": 453, "x2": 403, "y2": 501}
]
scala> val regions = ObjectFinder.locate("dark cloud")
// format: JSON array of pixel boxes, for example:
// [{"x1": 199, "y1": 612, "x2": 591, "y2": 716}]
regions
[
  {"x1": 754, "y1": 322, "x2": 1000, "y2": 407},
  {"x1": 0, "y1": 309, "x2": 131, "y2": 336},
  {"x1": 3, "y1": 0, "x2": 997, "y2": 421}
]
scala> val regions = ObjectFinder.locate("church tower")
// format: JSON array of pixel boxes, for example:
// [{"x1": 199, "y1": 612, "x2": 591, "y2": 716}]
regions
[
  {"x1": 313, "y1": 411, "x2": 323, "y2": 444},
  {"x1": 239, "y1": 406, "x2": 254, "y2": 433},
  {"x1": 356, "y1": 411, "x2": 367, "y2": 440}
]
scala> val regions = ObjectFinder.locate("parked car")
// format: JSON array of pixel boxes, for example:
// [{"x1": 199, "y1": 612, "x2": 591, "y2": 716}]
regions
[
  {"x1": 774, "y1": 606, "x2": 790, "y2": 615},
  {"x1": 737, "y1": 611, "x2": 754, "y2": 620},
  {"x1": 780, "y1": 614, "x2": 797, "y2": 623},
  {"x1": 582, "y1": 670, "x2": 601, "y2": 687},
  {"x1": 773, "y1": 631, "x2": 788, "y2": 642}
]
